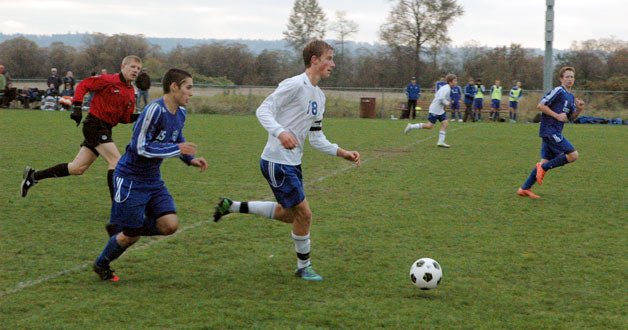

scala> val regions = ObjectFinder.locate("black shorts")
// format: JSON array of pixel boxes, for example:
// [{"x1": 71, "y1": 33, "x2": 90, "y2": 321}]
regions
[{"x1": 80, "y1": 114, "x2": 114, "y2": 156}]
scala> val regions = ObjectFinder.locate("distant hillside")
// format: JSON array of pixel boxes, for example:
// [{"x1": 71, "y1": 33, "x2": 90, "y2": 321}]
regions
[{"x1": 0, "y1": 33, "x2": 380, "y2": 55}]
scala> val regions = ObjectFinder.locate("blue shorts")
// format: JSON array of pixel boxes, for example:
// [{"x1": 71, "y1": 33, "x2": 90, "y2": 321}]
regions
[
  {"x1": 110, "y1": 176, "x2": 176, "y2": 230},
  {"x1": 260, "y1": 159, "x2": 305, "y2": 208},
  {"x1": 450, "y1": 100, "x2": 460, "y2": 110},
  {"x1": 491, "y1": 99, "x2": 500, "y2": 109},
  {"x1": 509, "y1": 101, "x2": 518, "y2": 109},
  {"x1": 473, "y1": 98, "x2": 483, "y2": 110},
  {"x1": 427, "y1": 113, "x2": 448, "y2": 123},
  {"x1": 540, "y1": 134, "x2": 575, "y2": 160}
]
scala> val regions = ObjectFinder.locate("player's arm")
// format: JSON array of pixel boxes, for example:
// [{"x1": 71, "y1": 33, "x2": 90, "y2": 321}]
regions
[
  {"x1": 256, "y1": 81, "x2": 299, "y2": 148},
  {"x1": 570, "y1": 98, "x2": 585, "y2": 121},
  {"x1": 537, "y1": 102, "x2": 567, "y2": 122},
  {"x1": 133, "y1": 108, "x2": 184, "y2": 159}
]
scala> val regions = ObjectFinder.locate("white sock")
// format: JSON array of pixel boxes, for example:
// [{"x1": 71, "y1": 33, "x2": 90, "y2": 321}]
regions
[
  {"x1": 229, "y1": 201, "x2": 276, "y2": 219},
  {"x1": 412, "y1": 123, "x2": 423, "y2": 129},
  {"x1": 438, "y1": 131, "x2": 446, "y2": 144},
  {"x1": 292, "y1": 232, "x2": 311, "y2": 269}
]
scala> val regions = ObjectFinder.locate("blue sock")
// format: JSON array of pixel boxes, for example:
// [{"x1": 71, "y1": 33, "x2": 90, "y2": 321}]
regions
[
  {"x1": 521, "y1": 168, "x2": 537, "y2": 190},
  {"x1": 95, "y1": 235, "x2": 127, "y2": 267},
  {"x1": 542, "y1": 154, "x2": 569, "y2": 171}
]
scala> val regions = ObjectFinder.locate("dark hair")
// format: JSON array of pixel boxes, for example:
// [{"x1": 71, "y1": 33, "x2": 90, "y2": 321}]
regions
[
  {"x1": 303, "y1": 39, "x2": 333, "y2": 68},
  {"x1": 162, "y1": 68, "x2": 192, "y2": 93}
]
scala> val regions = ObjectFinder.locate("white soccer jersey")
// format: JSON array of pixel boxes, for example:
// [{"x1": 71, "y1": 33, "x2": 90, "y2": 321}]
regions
[
  {"x1": 429, "y1": 84, "x2": 452, "y2": 115},
  {"x1": 256, "y1": 72, "x2": 339, "y2": 165}
]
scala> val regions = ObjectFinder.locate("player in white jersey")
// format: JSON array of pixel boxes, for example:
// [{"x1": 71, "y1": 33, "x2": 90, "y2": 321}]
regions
[
  {"x1": 404, "y1": 73, "x2": 458, "y2": 147},
  {"x1": 213, "y1": 40, "x2": 361, "y2": 281}
]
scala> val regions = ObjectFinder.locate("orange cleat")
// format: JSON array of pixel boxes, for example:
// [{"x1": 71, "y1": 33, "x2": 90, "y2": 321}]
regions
[
  {"x1": 517, "y1": 188, "x2": 540, "y2": 199},
  {"x1": 535, "y1": 162, "x2": 546, "y2": 185}
]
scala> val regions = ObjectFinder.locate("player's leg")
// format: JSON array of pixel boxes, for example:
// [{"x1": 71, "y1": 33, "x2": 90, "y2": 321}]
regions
[
  {"x1": 404, "y1": 115, "x2": 434, "y2": 134},
  {"x1": 537, "y1": 136, "x2": 577, "y2": 186},
  {"x1": 94, "y1": 142, "x2": 122, "y2": 200},
  {"x1": 437, "y1": 115, "x2": 450, "y2": 148},
  {"x1": 94, "y1": 176, "x2": 146, "y2": 281}
]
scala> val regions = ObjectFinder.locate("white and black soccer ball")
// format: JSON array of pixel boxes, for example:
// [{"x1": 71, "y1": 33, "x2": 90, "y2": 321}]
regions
[{"x1": 409, "y1": 258, "x2": 442, "y2": 290}]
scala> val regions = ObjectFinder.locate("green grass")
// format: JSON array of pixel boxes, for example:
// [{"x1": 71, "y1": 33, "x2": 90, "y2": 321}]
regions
[{"x1": 0, "y1": 109, "x2": 626, "y2": 329}]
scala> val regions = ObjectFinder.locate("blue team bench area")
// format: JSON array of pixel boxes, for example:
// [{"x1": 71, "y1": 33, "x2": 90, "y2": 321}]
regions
[{"x1": 573, "y1": 116, "x2": 627, "y2": 125}]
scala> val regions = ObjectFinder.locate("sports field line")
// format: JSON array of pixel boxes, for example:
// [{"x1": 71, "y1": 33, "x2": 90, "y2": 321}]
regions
[{"x1": 0, "y1": 123, "x2": 473, "y2": 298}]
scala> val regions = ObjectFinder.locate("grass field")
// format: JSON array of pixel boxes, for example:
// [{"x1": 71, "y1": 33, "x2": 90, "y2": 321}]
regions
[{"x1": 0, "y1": 109, "x2": 626, "y2": 329}]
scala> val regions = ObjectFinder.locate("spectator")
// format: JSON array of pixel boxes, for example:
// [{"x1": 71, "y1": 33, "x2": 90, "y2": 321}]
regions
[
  {"x1": 101, "y1": 69, "x2": 108, "y2": 75},
  {"x1": 135, "y1": 67, "x2": 151, "y2": 111},
  {"x1": 508, "y1": 81, "x2": 523, "y2": 123},
  {"x1": 450, "y1": 83, "x2": 462, "y2": 122},
  {"x1": 473, "y1": 79, "x2": 486, "y2": 121},
  {"x1": 463, "y1": 78, "x2": 477, "y2": 122},
  {"x1": 490, "y1": 79, "x2": 503, "y2": 121},
  {"x1": 44, "y1": 84, "x2": 59, "y2": 97},
  {"x1": 1, "y1": 81, "x2": 17, "y2": 108},
  {"x1": 60, "y1": 83, "x2": 74, "y2": 97},
  {"x1": 47, "y1": 68, "x2": 63, "y2": 92},
  {"x1": 63, "y1": 71, "x2": 76, "y2": 90},
  {"x1": 403, "y1": 76, "x2": 421, "y2": 120},
  {"x1": 435, "y1": 75, "x2": 447, "y2": 92},
  {"x1": 17, "y1": 86, "x2": 39, "y2": 109},
  {"x1": 0, "y1": 65, "x2": 6, "y2": 106}
]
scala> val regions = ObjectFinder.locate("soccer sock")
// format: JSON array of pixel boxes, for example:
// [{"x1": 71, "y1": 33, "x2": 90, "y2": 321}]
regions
[
  {"x1": 438, "y1": 131, "x2": 446, "y2": 144},
  {"x1": 409, "y1": 123, "x2": 423, "y2": 130},
  {"x1": 542, "y1": 154, "x2": 569, "y2": 171},
  {"x1": 228, "y1": 201, "x2": 276, "y2": 219},
  {"x1": 521, "y1": 168, "x2": 537, "y2": 190},
  {"x1": 107, "y1": 169, "x2": 115, "y2": 201},
  {"x1": 33, "y1": 163, "x2": 70, "y2": 181},
  {"x1": 292, "y1": 232, "x2": 311, "y2": 269},
  {"x1": 95, "y1": 235, "x2": 127, "y2": 267}
]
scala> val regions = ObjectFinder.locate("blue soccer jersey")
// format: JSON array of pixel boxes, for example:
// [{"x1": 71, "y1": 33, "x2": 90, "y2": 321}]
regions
[
  {"x1": 115, "y1": 97, "x2": 194, "y2": 182},
  {"x1": 538, "y1": 86, "x2": 576, "y2": 137}
]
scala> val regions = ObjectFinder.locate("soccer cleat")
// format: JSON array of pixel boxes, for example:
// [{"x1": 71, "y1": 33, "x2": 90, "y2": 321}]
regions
[
  {"x1": 517, "y1": 188, "x2": 540, "y2": 199},
  {"x1": 295, "y1": 265, "x2": 323, "y2": 281},
  {"x1": 437, "y1": 142, "x2": 451, "y2": 148},
  {"x1": 535, "y1": 162, "x2": 546, "y2": 185},
  {"x1": 20, "y1": 166, "x2": 37, "y2": 197},
  {"x1": 403, "y1": 123, "x2": 412, "y2": 134},
  {"x1": 213, "y1": 197, "x2": 233, "y2": 222},
  {"x1": 93, "y1": 263, "x2": 120, "y2": 282}
]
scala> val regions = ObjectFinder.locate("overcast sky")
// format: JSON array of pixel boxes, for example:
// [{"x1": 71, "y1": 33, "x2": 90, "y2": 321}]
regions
[{"x1": 0, "y1": 0, "x2": 625, "y2": 49}]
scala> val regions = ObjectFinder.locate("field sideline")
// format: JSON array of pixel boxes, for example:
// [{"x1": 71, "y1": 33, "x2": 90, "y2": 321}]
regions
[{"x1": 0, "y1": 110, "x2": 626, "y2": 328}]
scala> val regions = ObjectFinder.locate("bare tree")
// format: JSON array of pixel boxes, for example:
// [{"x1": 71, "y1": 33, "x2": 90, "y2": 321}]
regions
[
  {"x1": 328, "y1": 11, "x2": 359, "y2": 56},
  {"x1": 283, "y1": 0, "x2": 327, "y2": 54},
  {"x1": 379, "y1": 0, "x2": 463, "y2": 76}
]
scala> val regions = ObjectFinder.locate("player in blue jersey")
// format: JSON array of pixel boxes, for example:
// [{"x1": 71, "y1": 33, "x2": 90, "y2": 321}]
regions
[
  {"x1": 449, "y1": 83, "x2": 462, "y2": 122},
  {"x1": 517, "y1": 66, "x2": 585, "y2": 199},
  {"x1": 92, "y1": 68, "x2": 208, "y2": 281}
]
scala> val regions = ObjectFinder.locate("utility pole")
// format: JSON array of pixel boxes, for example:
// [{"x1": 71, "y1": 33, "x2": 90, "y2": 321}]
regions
[{"x1": 543, "y1": 0, "x2": 555, "y2": 92}]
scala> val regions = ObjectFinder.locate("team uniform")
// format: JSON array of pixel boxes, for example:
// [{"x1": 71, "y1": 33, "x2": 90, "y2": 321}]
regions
[
  {"x1": 490, "y1": 85, "x2": 502, "y2": 121},
  {"x1": 405, "y1": 82, "x2": 421, "y2": 119},
  {"x1": 73, "y1": 73, "x2": 137, "y2": 155},
  {"x1": 435, "y1": 81, "x2": 447, "y2": 92},
  {"x1": 257, "y1": 72, "x2": 339, "y2": 207},
  {"x1": 108, "y1": 98, "x2": 194, "y2": 234},
  {"x1": 473, "y1": 84, "x2": 486, "y2": 121},
  {"x1": 463, "y1": 83, "x2": 477, "y2": 122},
  {"x1": 509, "y1": 86, "x2": 523, "y2": 122},
  {"x1": 450, "y1": 85, "x2": 462, "y2": 121},
  {"x1": 404, "y1": 81, "x2": 452, "y2": 147},
  {"x1": 519, "y1": 86, "x2": 577, "y2": 195}
]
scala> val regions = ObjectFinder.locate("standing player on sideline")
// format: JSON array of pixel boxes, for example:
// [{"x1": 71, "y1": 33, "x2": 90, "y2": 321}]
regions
[
  {"x1": 213, "y1": 40, "x2": 361, "y2": 281},
  {"x1": 517, "y1": 66, "x2": 585, "y2": 199},
  {"x1": 404, "y1": 73, "x2": 458, "y2": 148},
  {"x1": 20, "y1": 56, "x2": 142, "y2": 200},
  {"x1": 93, "y1": 68, "x2": 208, "y2": 281}
]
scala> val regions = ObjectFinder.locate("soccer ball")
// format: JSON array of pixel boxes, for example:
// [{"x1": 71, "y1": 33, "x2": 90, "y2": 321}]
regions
[{"x1": 409, "y1": 258, "x2": 442, "y2": 290}]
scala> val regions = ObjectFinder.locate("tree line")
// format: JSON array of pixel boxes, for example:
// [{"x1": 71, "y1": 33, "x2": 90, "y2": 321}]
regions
[{"x1": 0, "y1": 0, "x2": 626, "y2": 91}]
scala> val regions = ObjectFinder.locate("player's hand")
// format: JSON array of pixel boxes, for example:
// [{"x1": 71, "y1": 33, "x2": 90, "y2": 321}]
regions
[
  {"x1": 190, "y1": 157, "x2": 208, "y2": 172},
  {"x1": 178, "y1": 142, "x2": 197, "y2": 156},
  {"x1": 339, "y1": 149, "x2": 361, "y2": 167},
  {"x1": 555, "y1": 112, "x2": 568, "y2": 122},
  {"x1": 575, "y1": 98, "x2": 585, "y2": 109},
  {"x1": 70, "y1": 105, "x2": 83, "y2": 126},
  {"x1": 278, "y1": 131, "x2": 298, "y2": 150}
]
